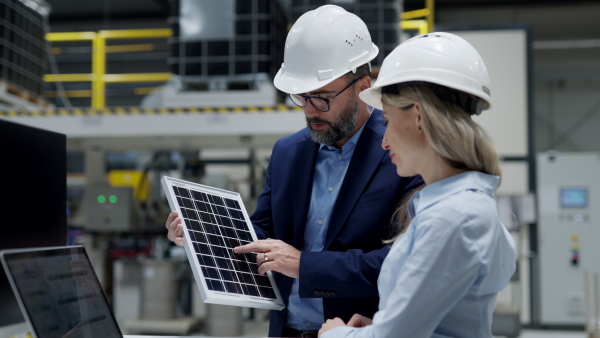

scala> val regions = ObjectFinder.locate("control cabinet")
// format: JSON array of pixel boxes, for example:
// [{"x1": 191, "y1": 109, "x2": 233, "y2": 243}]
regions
[
  {"x1": 537, "y1": 152, "x2": 599, "y2": 325},
  {"x1": 85, "y1": 187, "x2": 134, "y2": 232}
]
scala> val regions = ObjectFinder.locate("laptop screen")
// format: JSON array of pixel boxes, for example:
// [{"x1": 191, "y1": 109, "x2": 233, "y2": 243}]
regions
[{"x1": 1, "y1": 246, "x2": 122, "y2": 338}]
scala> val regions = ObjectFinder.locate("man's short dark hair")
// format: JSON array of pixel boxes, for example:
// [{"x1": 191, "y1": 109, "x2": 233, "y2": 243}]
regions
[{"x1": 343, "y1": 63, "x2": 371, "y2": 83}]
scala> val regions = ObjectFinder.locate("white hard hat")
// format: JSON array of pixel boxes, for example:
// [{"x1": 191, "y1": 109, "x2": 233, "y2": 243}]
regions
[
  {"x1": 274, "y1": 5, "x2": 379, "y2": 94},
  {"x1": 360, "y1": 32, "x2": 492, "y2": 115}
]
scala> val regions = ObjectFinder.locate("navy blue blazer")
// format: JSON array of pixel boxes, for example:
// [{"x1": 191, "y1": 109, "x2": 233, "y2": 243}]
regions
[{"x1": 251, "y1": 109, "x2": 423, "y2": 337}]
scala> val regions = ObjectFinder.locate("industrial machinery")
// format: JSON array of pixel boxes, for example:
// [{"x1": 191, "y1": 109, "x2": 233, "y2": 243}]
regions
[
  {"x1": 84, "y1": 186, "x2": 136, "y2": 232},
  {"x1": 537, "y1": 152, "x2": 600, "y2": 326}
]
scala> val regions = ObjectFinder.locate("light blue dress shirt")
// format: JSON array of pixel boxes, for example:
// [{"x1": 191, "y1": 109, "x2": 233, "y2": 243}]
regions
[
  {"x1": 286, "y1": 115, "x2": 370, "y2": 331},
  {"x1": 322, "y1": 171, "x2": 516, "y2": 338}
]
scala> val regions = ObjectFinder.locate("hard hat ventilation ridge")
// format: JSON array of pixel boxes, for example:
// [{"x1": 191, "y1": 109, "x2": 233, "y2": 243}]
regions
[{"x1": 345, "y1": 34, "x2": 364, "y2": 47}]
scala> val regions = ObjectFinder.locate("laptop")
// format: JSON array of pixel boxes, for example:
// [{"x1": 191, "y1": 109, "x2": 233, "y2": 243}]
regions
[{"x1": 0, "y1": 246, "x2": 124, "y2": 338}]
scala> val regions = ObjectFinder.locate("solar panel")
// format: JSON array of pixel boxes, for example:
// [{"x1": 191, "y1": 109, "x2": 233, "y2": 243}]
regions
[{"x1": 161, "y1": 176, "x2": 285, "y2": 310}]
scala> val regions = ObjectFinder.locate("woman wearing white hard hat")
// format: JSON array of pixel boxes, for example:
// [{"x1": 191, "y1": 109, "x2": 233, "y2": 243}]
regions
[{"x1": 319, "y1": 32, "x2": 516, "y2": 338}]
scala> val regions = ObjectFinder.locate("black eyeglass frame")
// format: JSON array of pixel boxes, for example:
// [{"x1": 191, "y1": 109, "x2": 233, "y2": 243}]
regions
[{"x1": 289, "y1": 76, "x2": 363, "y2": 112}]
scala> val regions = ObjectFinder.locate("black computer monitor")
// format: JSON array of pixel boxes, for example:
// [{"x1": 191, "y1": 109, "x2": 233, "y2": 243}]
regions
[{"x1": 0, "y1": 119, "x2": 66, "y2": 333}]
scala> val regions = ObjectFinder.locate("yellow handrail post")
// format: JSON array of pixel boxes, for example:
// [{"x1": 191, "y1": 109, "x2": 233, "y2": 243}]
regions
[
  {"x1": 426, "y1": 0, "x2": 435, "y2": 33},
  {"x1": 400, "y1": 0, "x2": 435, "y2": 35},
  {"x1": 400, "y1": 20, "x2": 429, "y2": 35},
  {"x1": 92, "y1": 33, "x2": 106, "y2": 109}
]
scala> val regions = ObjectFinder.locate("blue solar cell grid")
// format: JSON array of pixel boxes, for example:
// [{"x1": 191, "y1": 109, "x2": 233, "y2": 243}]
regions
[{"x1": 171, "y1": 184, "x2": 278, "y2": 301}]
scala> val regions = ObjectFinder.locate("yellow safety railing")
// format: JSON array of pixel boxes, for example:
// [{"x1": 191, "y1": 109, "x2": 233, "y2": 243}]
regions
[
  {"x1": 401, "y1": 0, "x2": 434, "y2": 35},
  {"x1": 46, "y1": 8, "x2": 433, "y2": 110},
  {"x1": 45, "y1": 29, "x2": 172, "y2": 109}
]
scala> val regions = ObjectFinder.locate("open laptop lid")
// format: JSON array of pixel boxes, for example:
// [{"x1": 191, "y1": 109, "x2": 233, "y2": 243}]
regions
[{"x1": 0, "y1": 246, "x2": 123, "y2": 338}]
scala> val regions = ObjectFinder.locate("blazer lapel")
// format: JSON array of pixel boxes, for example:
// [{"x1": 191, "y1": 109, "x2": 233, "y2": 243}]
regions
[
  {"x1": 293, "y1": 134, "x2": 319, "y2": 248},
  {"x1": 324, "y1": 117, "x2": 388, "y2": 248}
]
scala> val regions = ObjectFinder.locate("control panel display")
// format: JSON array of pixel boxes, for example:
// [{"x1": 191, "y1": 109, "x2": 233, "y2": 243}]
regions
[{"x1": 560, "y1": 188, "x2": 588, "y2": 208}]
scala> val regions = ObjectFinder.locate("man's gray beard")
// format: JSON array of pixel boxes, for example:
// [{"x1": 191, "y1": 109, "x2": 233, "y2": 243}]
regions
[{"x1": 308, "y1": 95, "x2": 359, "y2": 146}]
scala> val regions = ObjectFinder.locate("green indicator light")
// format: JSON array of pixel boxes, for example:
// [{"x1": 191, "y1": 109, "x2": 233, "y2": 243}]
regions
[
  {"x1": 109, "y1": 195, "x2": 118, "y2": 203},
  {"x1": 97, "y1": 195, "x2": 106, "y2": 203}
]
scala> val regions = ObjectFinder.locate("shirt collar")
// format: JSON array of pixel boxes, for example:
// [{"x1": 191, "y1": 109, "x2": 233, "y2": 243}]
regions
[
  {"x1": 318, "y1": 109, "x2": 372, "y2": 155},
  {"x1": 409, "y1": 171, "x2": 500, "y2": 218}
]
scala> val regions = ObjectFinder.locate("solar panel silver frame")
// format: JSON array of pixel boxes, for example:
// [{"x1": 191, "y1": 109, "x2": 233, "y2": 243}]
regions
[{"x1": 161, "y1": 176, "x2": 285, "y2": 310}]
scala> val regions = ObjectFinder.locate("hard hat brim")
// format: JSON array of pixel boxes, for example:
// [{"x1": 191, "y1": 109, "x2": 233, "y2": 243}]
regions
[
  {"x1": 274, "y1": 46, "x2": 379, "y2": 95},
  {"x1": 273, "y1": 67, "x2": 338, "y2": 95},
  {"x1": 359, "y1": 86, "x2": 383, "y2": 110},
  {"x1": 359, "y1": 70, "x2": 493, "y2": 112}
]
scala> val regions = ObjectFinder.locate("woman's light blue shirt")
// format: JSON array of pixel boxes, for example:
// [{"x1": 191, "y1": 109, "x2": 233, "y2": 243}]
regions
[{"x1": 322, "y1": 171, "x2": 516, "y2": 338}]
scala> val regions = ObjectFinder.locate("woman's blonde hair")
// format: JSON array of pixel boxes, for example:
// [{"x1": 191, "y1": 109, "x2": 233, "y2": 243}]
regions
[{"x1": 383, "y1": 83, "x2": 501, "y2": 243}]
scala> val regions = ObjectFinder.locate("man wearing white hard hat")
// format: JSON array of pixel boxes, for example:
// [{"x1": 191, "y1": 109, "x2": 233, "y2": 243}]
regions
[
  {"x1": 318, "y1": 32, "x2": 516, "y2": 338},
  {"x1": 232, "y1": 5, "x2": 423, "y2": 337},
  {"x1": 167, "y1": 5, "x2": 422, "y2": 336}
]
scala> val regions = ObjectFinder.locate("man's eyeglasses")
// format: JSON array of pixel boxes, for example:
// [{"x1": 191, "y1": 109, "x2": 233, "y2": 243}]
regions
[{"x1": 289, "y1": 77, "x2": 362, "y2": 112}]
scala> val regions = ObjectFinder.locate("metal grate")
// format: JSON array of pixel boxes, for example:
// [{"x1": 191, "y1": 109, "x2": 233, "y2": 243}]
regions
[
  {"x1": 0, "y1": 0, "x2": 49, "y2": 97},
  {"x1": 168, "y1": 0, "x2": 289, "y2": 88}
]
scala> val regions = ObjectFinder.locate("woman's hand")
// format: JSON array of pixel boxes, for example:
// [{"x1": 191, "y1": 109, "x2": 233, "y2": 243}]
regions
[
  {"x1": 347, "y1": 313, "x2": 372, "y2": 327},
  {"x1": 318, "y1": 317, "x2": 346, "y2": 337}
]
